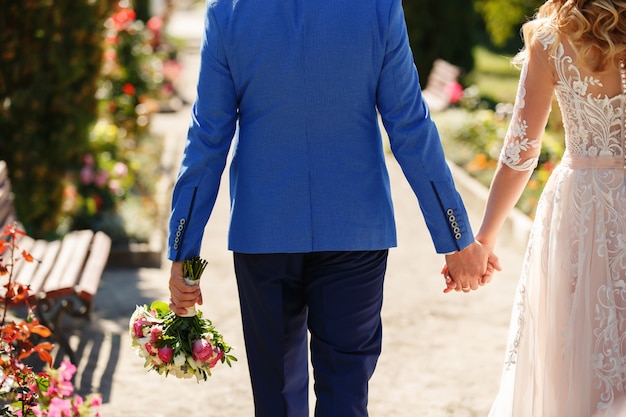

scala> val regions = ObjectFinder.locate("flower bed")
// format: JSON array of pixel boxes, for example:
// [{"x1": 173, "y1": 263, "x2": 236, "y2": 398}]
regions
[
  {"x1": 59, "y1": 4, "x2": 183, "y2": 247},
  {"x1": 0, "y1": 225, "x2": 102, "y2": 417},
  {"x1": 433, "y1": 106, "x2": 564, "y2": 219}
]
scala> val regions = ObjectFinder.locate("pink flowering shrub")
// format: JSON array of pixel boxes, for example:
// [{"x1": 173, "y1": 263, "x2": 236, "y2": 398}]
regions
[
  {"x1": 0, "y1": 225, "x2": 102, "y2": 417},
  {"x1": 27, "y1": 360, "x2": 102, "y2": 417}
]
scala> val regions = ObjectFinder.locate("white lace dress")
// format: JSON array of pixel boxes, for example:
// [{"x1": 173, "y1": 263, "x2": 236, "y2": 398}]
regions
[{"x1": 488, "y1": 28, "x2": 626, "y2": 417}]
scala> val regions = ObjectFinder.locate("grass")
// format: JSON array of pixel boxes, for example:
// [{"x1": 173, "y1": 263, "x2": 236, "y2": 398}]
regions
[{"x1": 466, "y1": 46, "x2": 520, "y2": 105}]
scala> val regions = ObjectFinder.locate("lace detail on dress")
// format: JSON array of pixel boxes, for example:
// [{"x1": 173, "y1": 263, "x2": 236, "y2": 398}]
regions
[
  {"x1": 553, "y1": 43, "x2": 625, "y2": 159},
  {"x1": 589, "y1": 59, "x2": 626, "y2": 412},
  {"x1": 499, "y1": 62, "x2": 541, "y2": 171}
]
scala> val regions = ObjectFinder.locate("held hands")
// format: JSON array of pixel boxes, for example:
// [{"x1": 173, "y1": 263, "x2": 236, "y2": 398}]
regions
[
  {"x1": 168, "y1": 261, "x2": 204, "y2": 315},
  {"x1": 441, "y1": 240, "x2": 501, "y2": 294}
]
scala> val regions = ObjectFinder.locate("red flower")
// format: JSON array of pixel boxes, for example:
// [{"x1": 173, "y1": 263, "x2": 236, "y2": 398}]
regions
[
  {"x1": 93, "y1": 195, "x2": 103, "y2": 211},
  {"x1": 122, "y1": 83, "x2": 136, "y2": 96},
  {"x1": 111, "y1": 8, "x2": 136, "y2": 31}
]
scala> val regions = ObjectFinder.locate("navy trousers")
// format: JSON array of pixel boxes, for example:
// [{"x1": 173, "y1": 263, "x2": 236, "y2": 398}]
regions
[{"x1": 233, "y1": 250, "x2": 388, "y2": 417}]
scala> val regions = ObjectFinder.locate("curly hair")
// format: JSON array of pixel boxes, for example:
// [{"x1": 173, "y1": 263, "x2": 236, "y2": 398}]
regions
[{"x1": 519, "y1": 0, "x2": 626, "y2": 71}]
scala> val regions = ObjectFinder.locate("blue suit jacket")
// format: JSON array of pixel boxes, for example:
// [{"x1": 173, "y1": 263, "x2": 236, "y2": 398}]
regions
[{"x1": 168, "y1": 0, "x2": 474, "y2": 260}]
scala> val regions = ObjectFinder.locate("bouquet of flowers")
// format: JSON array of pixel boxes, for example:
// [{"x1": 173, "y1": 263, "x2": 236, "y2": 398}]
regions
[{"x1": 129, "y1": 257, "x2": 236, "y2": 381}]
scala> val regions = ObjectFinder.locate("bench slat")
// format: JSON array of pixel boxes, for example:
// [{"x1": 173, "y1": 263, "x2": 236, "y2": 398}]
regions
[
  {"x1": 76, "y1": 231, "x2": 112, "y2": 301},
  {"x1": 42, "y1": 230, "x2": 94, "y2": 297},
  {"x1": 13, "y1": 236, "x2": 41, "y2": 285},
  {"x1": 3, "y1": 232, "x2": 35, "y2": 277},
  {"x1": 28, "y1": 240, "x2": 62, "y2": 297}
]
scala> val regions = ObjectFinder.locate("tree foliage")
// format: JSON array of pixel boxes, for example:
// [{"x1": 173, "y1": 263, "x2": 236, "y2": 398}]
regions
[
  {"x1": 0, "y1": 0, "x2": 116, "y2": 237},
  {"x1": 475, "y1": 0, "x2": 544, "y2": 47},
  {"x1": 402, "y1": 0, "x2": 477, "y2": 85}
]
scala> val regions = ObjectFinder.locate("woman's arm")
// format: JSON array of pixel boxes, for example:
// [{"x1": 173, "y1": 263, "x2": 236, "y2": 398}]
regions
[{"x1": 476, "y1": 35, "x2": 556, "y2": 250}]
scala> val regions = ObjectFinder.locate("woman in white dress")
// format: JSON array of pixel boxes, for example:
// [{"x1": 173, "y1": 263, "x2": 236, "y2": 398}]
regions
[{"x1": 470, "y1": 0, "x2": 626, "y2": 415}]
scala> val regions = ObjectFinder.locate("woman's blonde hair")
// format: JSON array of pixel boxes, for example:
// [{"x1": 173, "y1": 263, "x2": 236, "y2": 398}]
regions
[{"x1": 517, "y1": 0, "x2": 626, "y2": 71}]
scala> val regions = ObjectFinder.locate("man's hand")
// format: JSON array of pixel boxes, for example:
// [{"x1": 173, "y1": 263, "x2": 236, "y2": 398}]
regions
[
  {"x1": 168, "y1": 261, "x2": 203, "y2": 315},
  {"x1": 442, "y1": 241, "x2": 501, "y2": 293}
]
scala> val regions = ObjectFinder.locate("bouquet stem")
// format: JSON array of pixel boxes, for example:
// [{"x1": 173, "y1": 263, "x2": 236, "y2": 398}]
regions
[{"x1": 180, "y1": 256, "x2": 208, "y2": 317}]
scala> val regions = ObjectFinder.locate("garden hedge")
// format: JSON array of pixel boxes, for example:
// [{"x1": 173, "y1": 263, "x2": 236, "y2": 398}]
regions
[{"x1": 0, "y1": 0, "x2": 116, "y2": 238}]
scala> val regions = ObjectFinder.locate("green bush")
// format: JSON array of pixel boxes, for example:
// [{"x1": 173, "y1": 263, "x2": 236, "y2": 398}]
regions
[
  {"x1": 0, "y1": 0, "x2": 116, "y2": 238},
  {"x1": 403, "y1": 0, "x2": 477, "y2": 84}
]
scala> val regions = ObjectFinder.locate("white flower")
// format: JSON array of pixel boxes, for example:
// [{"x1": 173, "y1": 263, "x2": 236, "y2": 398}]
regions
[
  {"x1": 173, "y1": 353, "x2": 186, "y2": 367},
  {"x1": 187, "y1": 356, "x2": 200, "y2": 371},
  {"x1": 0, "y1": 370, "x2": 13, "y2": 394},
  {"x1": 572, "y1": 80, "x2": 588, "y2": 96}
]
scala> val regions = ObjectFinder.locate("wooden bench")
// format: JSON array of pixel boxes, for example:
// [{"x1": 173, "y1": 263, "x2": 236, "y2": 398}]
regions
[
  {"x1": 0, "y1": 160, "x2": 111, "y2": 364},
  {"x1": 422, "y1": 59, "x2": 462, "y2": 112}
]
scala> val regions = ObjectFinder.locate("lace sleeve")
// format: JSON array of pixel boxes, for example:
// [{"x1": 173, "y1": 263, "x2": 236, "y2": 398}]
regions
[{"x1": 499, "y1": 34, "x2": 556, "y2": 171}]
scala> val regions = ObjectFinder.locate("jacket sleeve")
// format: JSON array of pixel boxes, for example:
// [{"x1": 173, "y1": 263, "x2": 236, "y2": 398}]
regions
[
  {"x1": 167, "y1": 4, "x2": 239, "y2": 261},
  {"x1": 376, "y1": 0, "x2": 474, "y2": 254}
]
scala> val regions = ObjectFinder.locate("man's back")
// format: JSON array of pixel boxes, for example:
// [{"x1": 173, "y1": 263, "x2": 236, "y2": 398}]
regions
[
  {"x1": 169, "y1": 0, "x2": 473, "y2": 260},
  {"x1": 200, "y1": 0, "x2": 399, "y2": 253}
]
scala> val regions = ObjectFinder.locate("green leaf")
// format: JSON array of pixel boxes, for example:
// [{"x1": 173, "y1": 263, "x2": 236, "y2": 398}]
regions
[{"x1": 150, "y1": 301, "x2": 171, "y2": 318}]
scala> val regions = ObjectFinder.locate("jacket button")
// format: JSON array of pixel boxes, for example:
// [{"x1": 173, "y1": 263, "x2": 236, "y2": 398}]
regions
[
  {"x1": 446, "y1": 209, "x2": 454, "y2": 215},
  {"x1": 455, "y1": 233, "x2": 462, "y2": 240}
]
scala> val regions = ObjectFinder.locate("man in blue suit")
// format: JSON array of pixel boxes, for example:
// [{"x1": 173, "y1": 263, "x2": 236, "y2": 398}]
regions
[{"x1": 167, "y1": 0, "x2": 498, "y2": 416}]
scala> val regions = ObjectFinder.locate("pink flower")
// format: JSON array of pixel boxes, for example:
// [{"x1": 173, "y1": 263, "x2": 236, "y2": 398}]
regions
[
  {"x1": 149, "y1": 326, "x2": 162, "y2": 343},
  {"x1": 108, "y1": 179, "x2": 122, "y2": 195},
  {"x1": 447, "y1": 81, "x2": 464, "y2": 104},
  {"x1": 157, "y1": 346, "x2": 174, "y2": 363},
  {"x1": 147, "y1": 16, "x2": 163, "y2": 33},
  {"x1": 210, "y1": 349, "x2": 224, "y2": 368},
  {"x1": 46, "y1": 379, "x2": 74, "y2": 398},
  {"x1": 94, "y1": 170, "x2": 109, "y2": 188},
  {"x1": 90, "y1": 395, "x2": 103, "y2": 407},
  {"x1": 48, "y1": 397, "x2": 72, "y2": 417},
  {"x1": 112, "y1": 161, "x2": 128, "y2": 178},
  {"x1": 162, "y1": 59, "x2": 183, "y2": 82},
  {"x1": 145, "y1": 342, "x2": 157, "y2": 356},
  {"x1": 58, "y1": 360, "x2": 76, "y2": 381},
  {"x1": 133, "y1": 317, "x2": 149, "y2": 338},
  {"x1": 192, "y1": 338, "x2": 213, "y2": 362},
  {"x1": 80, "y1": 165, "x2": 95, "y2": 185},
  {"x1": 83, "y1": 154, "x2": 94, "y2": 166}
]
